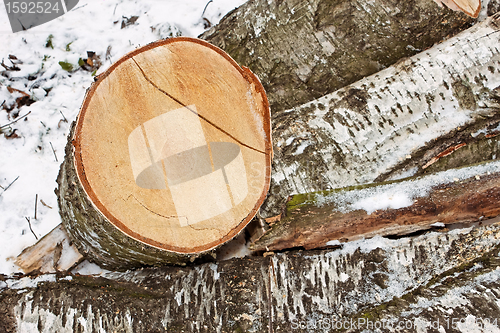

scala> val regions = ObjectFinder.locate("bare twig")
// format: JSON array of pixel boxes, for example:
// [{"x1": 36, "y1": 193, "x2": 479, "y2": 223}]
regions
[
  {"x1": 59, "y1": 110, "x2": 68, "y2": 122},
  {"x1": 34, "y1": 194, "x2": 38, "y2": 220},
  {"x1": 0, "y1": 111, "x2": 31, "y2": 129},
  {"x1": 25, "y1": 217, "x2": 38, "y2": 240},
  {"x1": 0, "y1": 176, "x2": 19, "y2": 196},
  {"x1": 50, "y1": 142, "x2": 58, "y2": 162},
  {"x1": 106, "y1": 45, "x2": 112, "y2": 61}
]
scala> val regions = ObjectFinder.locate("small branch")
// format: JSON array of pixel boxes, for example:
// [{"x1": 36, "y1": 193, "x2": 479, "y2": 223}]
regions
[
  {"x1": 59, "y1": 110, "x2": 68, "y2": 122},
  {"x1": 40, "y1": 199, "x2": 52, "y2": 209},
  {"x1": 0, "y1": 111, "x2": 31, "y2": 129},
  {"x1": 49, "y1": 142, "x2": 58, "y2": 162},
  {"x1": 34, "y1": 194, "x2": 38, "y2": 220},
  {"x1": 202, "y1": 0, "x2": 213, "y2": 16},
  {"x1": 0, "y1": 176, "x2": 19, "y2": 196},
  {"x1": 25, "y1": 217, "x2": 38, "y2": 240}
]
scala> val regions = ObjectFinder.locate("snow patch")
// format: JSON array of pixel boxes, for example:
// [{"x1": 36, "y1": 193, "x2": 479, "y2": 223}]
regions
[
  {"x1": 6, "y1": 274, "x2": 57, "y2": 290},
  {"x1": 339, "y1": 272, "x2": 349, "y2": 282},
  {"x1": 325, "y1": 240, "x2": 341, "y2": 246},
  {"x1": 0, "y1": 0, "x2": 246, "y2": 276}
]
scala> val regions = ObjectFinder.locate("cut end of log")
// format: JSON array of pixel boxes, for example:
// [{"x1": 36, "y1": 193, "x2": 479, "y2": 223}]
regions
[{"x1": 60, "y1": 37, "x2": 272, "y2": 267}]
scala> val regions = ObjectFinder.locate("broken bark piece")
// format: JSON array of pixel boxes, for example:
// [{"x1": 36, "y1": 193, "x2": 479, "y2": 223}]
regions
[
  {"x1": 57, "y1": 37, "x2": 272, "y2": 270},
  {"x1": 261, "y1": 14, "x2": 500, "y2": 218},
  {"x1": 251, "y1": 160, "x2": 500, "y2": 252},
  {"x1": 15, "y1": 224, "x2": 83, "y2": 274}
]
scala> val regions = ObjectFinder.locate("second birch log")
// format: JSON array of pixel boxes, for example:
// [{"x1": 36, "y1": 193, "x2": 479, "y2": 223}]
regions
[
  {"x1": 252, "y1": 160, "x2": 500, "y2": 252},
  {"x1": 260, "y1": 14, "x2": 500, "y2": 218},
  {"x1": 3, "y1": 222, "x2": 500, "y2": 332}
]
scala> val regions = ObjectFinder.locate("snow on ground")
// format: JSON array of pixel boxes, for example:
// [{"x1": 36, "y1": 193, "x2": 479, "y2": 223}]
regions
[{"x1": 0, "y1": 0, "x2": 247, "y2": 275}]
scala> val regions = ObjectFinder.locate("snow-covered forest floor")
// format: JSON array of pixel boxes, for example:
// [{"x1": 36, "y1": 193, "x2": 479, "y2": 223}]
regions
[
  {"x1": 0, "y1": 0, "x2": 247, "y2": 275},
  {"x1": 1, "y1": 0, "x2": 499, "y2": 278}
]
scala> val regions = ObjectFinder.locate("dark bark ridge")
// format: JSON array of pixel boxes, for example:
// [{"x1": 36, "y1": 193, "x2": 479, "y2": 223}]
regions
[{"x1": 2, "y1": 222, "x2": 500, "y2": 332}]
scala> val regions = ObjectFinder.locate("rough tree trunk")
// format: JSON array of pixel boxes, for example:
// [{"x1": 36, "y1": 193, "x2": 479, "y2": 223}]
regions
[
  {"x1": 259, "y1": 14, "x2": 500, "y2": 218},
  {"x1": 4, "y1": 1, "x2": 500, "y2": 332},
  {"x1": 201, "y1": 0, "x2": 474, "y2": 113},
  {"x1": 2, "y1": 222, "x2": 500, "y2": 332},
  {"x1": 27, "y1": 3, "x2": 500, "y2": 273}
]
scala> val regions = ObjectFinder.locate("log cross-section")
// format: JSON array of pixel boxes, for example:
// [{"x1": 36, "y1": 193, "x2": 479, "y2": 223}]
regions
[
  {"x1": 57, "y1": 37, "x2": 272, "y2": 269},
  {"x1": 434, "y1": 0, "x2": 481, "y2": 17}
]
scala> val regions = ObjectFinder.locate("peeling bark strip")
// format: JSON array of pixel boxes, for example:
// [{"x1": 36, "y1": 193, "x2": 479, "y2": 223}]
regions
[
  {"x1": 1, "y1": 223, "x2": 500, "y2": 332},
  {"x1": 56, "y1": 37, "x2": 272, "y2": 270},
  {"x1": 252, "y1": 160, "x2": 500, "y2": 252},
  {"x1": 261, "y1": 15, "x2": 500, "y2": 218},
  {"x1": 201, "y1": 0, "x2": 474, "y2": 113}
]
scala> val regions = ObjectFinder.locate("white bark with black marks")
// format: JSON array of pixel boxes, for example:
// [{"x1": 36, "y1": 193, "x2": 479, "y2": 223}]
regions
[{"x1": 201, "y1": 0, "x2": 474, "y2": 113}]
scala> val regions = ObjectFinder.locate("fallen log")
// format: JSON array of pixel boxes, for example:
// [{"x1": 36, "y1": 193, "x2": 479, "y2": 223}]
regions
[
  {"x1": 56, "y1": 37, "x2": 272, "y2": 270},
  {"x1": 252, "y1": 160, "x2": 500, "y2": 252},
  {"x1": 2, "y1": 222, "x2": 500, "y2": 332},
  {"x1": 201, "y1": 0, "x2": 474, "y2": 113},
  {"x1": 15, "y1": 225, "x2": 83, "y2": 274},
  {"x1": 261, "y1": 14, "x2": 500, "y2": 218}
]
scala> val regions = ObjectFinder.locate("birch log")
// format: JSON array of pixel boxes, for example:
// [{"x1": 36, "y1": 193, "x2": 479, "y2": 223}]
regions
[
  {"x1": 260, "y1": 14, "x2": 500, "y2": 218},
  {"x1": 201, "y1": 0, "x2": 474, "y2": 113},
  {"x1": 252, "y1": 160, "x2": 500, "y2": 252},
  {"x1": 2, "y1": 222, "x2": 500, "y2": 332},
  {"x1": 56, "y1": 38, "x2": 272, "y2": 270}
]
